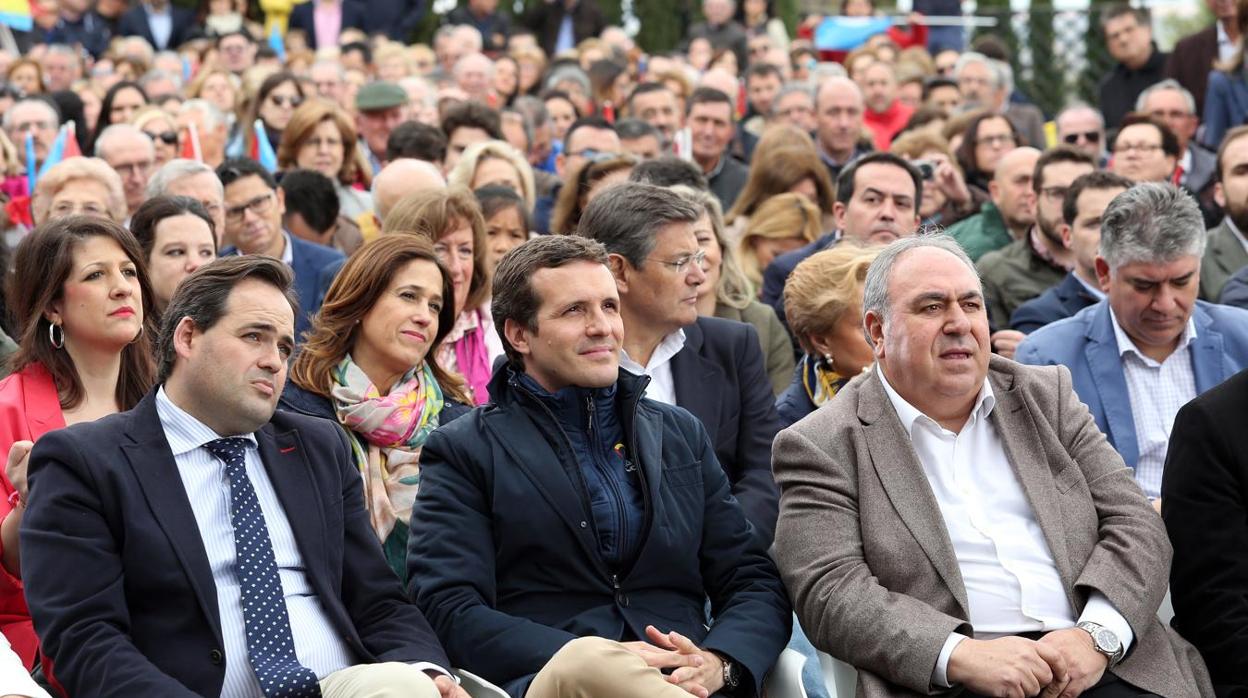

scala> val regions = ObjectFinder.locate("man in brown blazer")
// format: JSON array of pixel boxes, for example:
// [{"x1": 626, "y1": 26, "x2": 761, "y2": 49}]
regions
[{"x1": 773, "y1": 234, "x2": 1213, "y2": 698}]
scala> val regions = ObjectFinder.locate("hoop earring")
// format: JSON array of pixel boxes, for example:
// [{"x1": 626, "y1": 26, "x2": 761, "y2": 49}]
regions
[{"x1": 48, "y1": 322, "x2": 64, "y2": 350}]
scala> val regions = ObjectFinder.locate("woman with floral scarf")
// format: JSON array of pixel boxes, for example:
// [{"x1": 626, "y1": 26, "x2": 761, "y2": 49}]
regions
[{"x1": 281, "y1": 235, "x2": 472, "y2": 580}]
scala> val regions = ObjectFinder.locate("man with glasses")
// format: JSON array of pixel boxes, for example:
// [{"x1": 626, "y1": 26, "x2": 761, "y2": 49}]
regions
[
  {"x1": 580, "y1": 183, "x2": 783, "y2": 543},
  {"x1": 534, "y1": 115, "x2": 620, "y2": 233},
  {"x1": 216, "y1": 158, "x2": 344, "y2": 341},
  {"x1": 2, "y1": 97, "x2": 59, "y2": 174},
  {"x1": 1137, "y1": 80, "x2": 1218, "y2": 223},
  {"x1": 94, "y1": 124, "x2": 154, "y2": 220},
  {"x1": 216, "y1": 30, "x2": 256, "y2": 76},
  {"x1": 309, "y1": 61, "x2": 348, "y2": 110},
  {"x1": 1098, "y1": 5, "x2": 1168, "y2": 130},
  {"x1": 769, "y1": 85, "x2": 817, "y2": 133},
  {"x1": 1110, "y1": 114, "x2": 1179, "y2": 184},
  {"x1": 1055, "y1": 104, "x2": 1108, "y2": 164}
]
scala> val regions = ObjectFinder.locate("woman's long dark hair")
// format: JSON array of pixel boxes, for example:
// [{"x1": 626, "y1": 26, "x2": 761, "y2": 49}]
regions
[{"x1": 91, "y1": 81, "x2": 149, "y2": 152}]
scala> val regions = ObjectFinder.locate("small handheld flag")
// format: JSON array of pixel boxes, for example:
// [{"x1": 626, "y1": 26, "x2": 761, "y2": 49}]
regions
[
  {"x1": 0, "y1": 0, "x2": 32, "y2": 31},
  {"x1": 814, "y1": 16, "x2": 894, "y2": 51},
  {"x1": 253, "y1": 119, "x2": 278, "y2": 172},
  {"x1": 268, "y1": 24, "x2": 286, "y2": 63},
  {"x1": 24, "y1": 132, "x2": 34, "y2": 194}
]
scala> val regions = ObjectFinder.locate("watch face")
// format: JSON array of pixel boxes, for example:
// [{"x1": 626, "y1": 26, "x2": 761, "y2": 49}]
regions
[{"x1": 1095, "y1": 628, "x2": 1121, "y2": 653}]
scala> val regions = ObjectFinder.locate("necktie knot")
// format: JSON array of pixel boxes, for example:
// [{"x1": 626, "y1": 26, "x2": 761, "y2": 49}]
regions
[{"x1": 205, "y1": 437, "x2": 251, "y2": 467}]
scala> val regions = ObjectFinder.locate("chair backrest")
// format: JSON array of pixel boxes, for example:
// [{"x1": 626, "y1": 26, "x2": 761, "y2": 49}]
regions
[
  {"x1": 818, "y1": 651, "x2": 858, "y2": 697},
  {"x1": 455, "y1": 668, "x2": 511, "y2": 698}
]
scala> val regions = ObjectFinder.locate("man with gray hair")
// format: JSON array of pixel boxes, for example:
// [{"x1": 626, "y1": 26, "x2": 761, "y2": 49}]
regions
[
  {"x1": 3, "y1": 98, "x2": 60, "y2": 173},
  {"x1": 95, "y1": 123, "x2": 155, "y2": 217},
  {"x1": 775, "y1": 232, "x2": 1214, "y2": 698},
  {"x1": 578, "y1": 183, "x2": 782, "y2": 543},
  {"x1": 1137, "y1": 79, "x2": 1217, "y2": 220},
  {"x1": 1018, "y1": 182, "x2": 1248, "y2": 503},
  {"x1": 147, "y1": 158, "x2": 227, "y2": 245},
  {"x1": 954, "y1": 52, "x2": 1045, "y2": 148}
]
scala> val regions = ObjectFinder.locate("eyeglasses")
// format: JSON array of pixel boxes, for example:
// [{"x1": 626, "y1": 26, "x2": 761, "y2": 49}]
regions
[
  {"x1": 1115, "y1": 142, "x2": 1163, "y2": 155},
  {"x1": 975, "y1": 133, "x2": 1016, "y2": 147},
  {"x1": 225, "y1": 192, "x2": 275, "y2": 221},
  {"x1": 147, "y1": 130, "x2": 178, "y2": 145},
  {"x1": 1062, "y1": 131, "x2": 1101, "y2": 145},
  {"x1": 1040, "y1": 185, "x2": 1069, "y2": 201},
  {"x1": 268, "y1": 95, "x2": 303, "y2": 108},
  {"x1": 648, "y1": 250, "x2": 707, "y2": 274}
]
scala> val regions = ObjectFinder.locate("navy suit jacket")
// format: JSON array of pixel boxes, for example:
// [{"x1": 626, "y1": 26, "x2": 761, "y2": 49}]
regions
[
  {"x1": 1009, "y1": 272, "x2": 1100, "y2": 334},
  {"x1": 20, "y1": 391, "x2": 449, "y2": 697},
  {"x1": 115, "y1": 3, "x2": 196, "y2": 50},
  {"x1": 1016, "y1": 300, "x2": 1248, "y2": 470},
  {"x1": 671, "y1": 316, "x2": 781, "y2": 543},
  {"x1": 287, "y1": 0, "x2": 367, "y2": 49},
  {"x1": 222, "y1": 235, "x2": 345, "y2": 342},
  {"x1": 408, "y1": 368, "x2": 791, "y2": 698}
]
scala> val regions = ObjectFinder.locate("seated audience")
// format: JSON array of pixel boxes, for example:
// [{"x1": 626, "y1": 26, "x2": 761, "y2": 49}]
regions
[
  {"x1": 725, "y1": 124, "x2": 837, "y2": 238},
  {"x1": 31, "y1": 156, "x2": 127, "y2": 226},
  {"x1": 776, "y1": 244, "x2": 880, "y2": 427},
  {"x1": 1137, "y1": 79, "x2": 1219, "y2": 225},
  {"x1": 386, "y1": 121, "x2": 449, "y2": 170},
  {"x1": 128, "y1": 195, "x2": 218, "y2": 315},
  {"x1": 1162, "y1": 367, "x2": 1248, "y2": 696},
  {"x1": 889, "y1": 129, "x2": 979, "y2": 228},
  {"x1": 280, "y1": 169, "x2": 365, "y2": 256},
  {"x1": 281, "y1": 236, "x2": 472, "y2": 580},
  {"x1": 145, "y1": 158, "x2": 227, "y2": 245},
  {"x1": 447, "y1": 140, "x2": 536, "y2": 213},
  {"x1": 550, "y1": 155, "x2": 636, "y2": 235},
  {"x1": 954, "y1": 111, "x2": 1020, "y2": 201},
  {"x1": 1018, "y1": 183, "x2": 1248, "y2": 502},
  {"x1": 132, "y1": 106, "x2": 179, "y2": 167},
  {"x1": 738, "y1": 193, "x2": 820, "y2": 295},
  {"x1": 441, "y1": 100, "x2": 504, "y2": 174},
  {"x1": 372, "y1": 158, "x2": 448, "y2": 229},
  {"x1": 276, "y1": 100, "x2": 375, "y2": 221},
  {"x1": 579, "y1": 183, "x2": 783, "y2": 543},
  {"x1": 475, "y1": 185, "x2": 531, "y2": 279},
  {"x1": 93, "y1": 123, "x2": 155, "y2": 219},
  {"x1": 384, "y1": 188, "x2": 504, "y2": 404},
  {"x1": 687, "y1": 87, "x2": 750, "y2": 211},
  {"x1": 1202, "y1": 25, "x2": 1248, "y2": 150},
  {"x1": 21, "y1": 256, "x2": 464, "y2": 697},
  {"x1": 681, "y1": 185, "x2": 794, "y2": 397},
  {"x1": 217, "y1": 158, "x2": 346, "y2": 342},
  {"x1": 1011, "y1": 172, "x2": 1133, "y2": 333},
  {"x1": 1109, "y1": 113, "x2": 1179, "y2": 184},
  {"x1": 947, "y1": 146, "x2": 1039, "y2": 262},
  {"x1": 1200, "y1": 125, "x2": 1248, "y2": 300},
  {"x1": 774, "y1": 232, "x2": 1214, "y2": 697},
  {"x1": 0, "y1": 216, "x2": 156, "y2": 671},
  {"x1": 408, "y1": 233, "x2": 791, "y2": 698},
  {"x1": 1055, "y1": 103, "x2": 1108, "y2": 163}
]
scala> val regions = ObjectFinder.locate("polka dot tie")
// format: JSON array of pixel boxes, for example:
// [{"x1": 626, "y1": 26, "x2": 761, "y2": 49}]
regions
[{"x1": 205, "y1": 438, "x2": 321, "y2": 698}]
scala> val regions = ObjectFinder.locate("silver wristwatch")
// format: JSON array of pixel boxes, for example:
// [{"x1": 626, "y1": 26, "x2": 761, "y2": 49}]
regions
[{"x1": 1076, "y1": 621, "x2": 1125, "y2": 667}]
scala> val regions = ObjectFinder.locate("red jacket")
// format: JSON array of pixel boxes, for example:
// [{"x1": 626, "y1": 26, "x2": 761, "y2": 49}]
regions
[
  {"x1": 0, "y1": 363, "x2": 65, "y2": 669},
  {"x1": 864, "y1": 100, "x2": 916, "y2": 150}
]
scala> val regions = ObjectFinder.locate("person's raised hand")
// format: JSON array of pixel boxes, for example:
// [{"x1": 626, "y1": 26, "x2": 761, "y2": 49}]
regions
[
  {"x1": 1037, "y1": 628, "x2": 1108, "y2": 698},
  {"x1": 5, "y1": 441, "x2": 33, "y2": 504},
  {"x1": 991, "y1": 329, "x2": 1026, "y2": 359},
  {"x1": 948, "y1": 636, "x2": 1067, "y2": 698}
]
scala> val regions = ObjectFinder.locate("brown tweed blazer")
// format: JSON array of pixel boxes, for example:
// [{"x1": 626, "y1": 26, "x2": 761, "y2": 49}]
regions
[{"x1": 773, "y1": 356, "x2": 1213, "y2": 697}]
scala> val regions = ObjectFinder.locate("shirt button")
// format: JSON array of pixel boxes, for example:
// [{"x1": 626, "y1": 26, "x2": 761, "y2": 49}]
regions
[
  {"x1": 580, "y1": 521, "x2": 588, "y2": 528},
  {"x1": 209, "y1": 649, "x2": 223, "y2": 664}
]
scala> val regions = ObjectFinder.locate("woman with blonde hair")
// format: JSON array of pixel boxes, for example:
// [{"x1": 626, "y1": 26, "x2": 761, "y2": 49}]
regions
[
  {"x1": 276, "y1": 100, "x2": 373, "y2": 219},
  {"x1": 446, "y1": 140, "x2": 536, "y2": 213},
  {"x1": 383, "y1": 188, "x2": 503, "y2": 405},
  {"x1": 776, "y1": 243, "x2": 881, "y2": 426},
  {"x1": 725, "y1": 124, "x2": 836, "y2": 236},
  {"x1": 679, "y1": 185, "x2": 795, "y2": 396},
  {"x1": 131, "y1": 106, "x2": 179, "y2": 166},
  {"x1": 738, "y1": 193, "x2": 821, "y2": 295},
  {"x1": 31, "y1": 157, "x2": 127, "y2": 226}
]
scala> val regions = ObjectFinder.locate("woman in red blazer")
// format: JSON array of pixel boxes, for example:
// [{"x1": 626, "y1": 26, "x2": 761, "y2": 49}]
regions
[{"x1": 0, "y1": 216, "x2": 156, "y2": 670}]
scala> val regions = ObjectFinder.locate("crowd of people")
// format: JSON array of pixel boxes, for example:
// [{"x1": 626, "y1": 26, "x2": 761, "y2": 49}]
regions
[{"x1": 0, "y1": 0, "x2": 1238, "y2": 695}]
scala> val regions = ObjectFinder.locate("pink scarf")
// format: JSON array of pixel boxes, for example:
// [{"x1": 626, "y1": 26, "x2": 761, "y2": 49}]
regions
[{"x1": 441, "y1": 308, "x2": 493, "y2": 404}]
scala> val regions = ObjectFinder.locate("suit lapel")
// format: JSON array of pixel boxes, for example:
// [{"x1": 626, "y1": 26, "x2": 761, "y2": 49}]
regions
[
  {"x1": 857, "y1": 374, "x2": 970, "y2": 618},
  {"x1": 1212, "y1": 222, "x2": 1248, "y2": 282},
  {"x1": 120, "y1": 393, "x2": 223, "y2": 646},
  {"x1": 671, "y1": 320, "x2": 721, "y2": 432},
  {"x1": 986, "y1": 369, "x2": 1075, "y2": 589},
  {"x1": 1083, "y1": 304, "x2": 1138, "y2": 467},
  {"x1": 1189, "y1": 305, "x2": 1225, "y2": 393},
  {"x1": 256, "y1": 427, "x2": 331, "y2": 590}
]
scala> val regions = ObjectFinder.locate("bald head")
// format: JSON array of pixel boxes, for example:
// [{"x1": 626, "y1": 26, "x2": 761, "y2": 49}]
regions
[
  {"x1": 993, "y1": 147, "x2": 1041, "y2": 184},
  {"x1": 372, "y1": 158, "x2": 446, "y2": 222},
  {"x1": 815, "y1": 76, "x2": 865, "y2": 162},
  {"x1": 990, "y1": 147, "x2": 1040, "y2": 233}
]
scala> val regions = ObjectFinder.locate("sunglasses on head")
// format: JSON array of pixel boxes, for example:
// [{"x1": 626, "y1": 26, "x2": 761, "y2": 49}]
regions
[{"x1": 1063, "y1": 131, "x2": 1100, "y2": 145}]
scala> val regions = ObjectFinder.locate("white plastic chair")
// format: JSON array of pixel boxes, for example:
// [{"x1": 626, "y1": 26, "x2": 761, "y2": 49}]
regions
[
  {"x1": 818, "y1": 651, "x2": 857, "y2": 697},
  {"x1": 455, "y1": 668, "x2": 510, "y2": 698},
  {"x1": 763, "y1": 647, "x2": 810, "y2": 698}
]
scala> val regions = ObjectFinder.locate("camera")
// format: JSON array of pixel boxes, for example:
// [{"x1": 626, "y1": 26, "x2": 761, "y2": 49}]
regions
[{"x1": 913, "y1": 160, "x2": 935, "y2": 180}]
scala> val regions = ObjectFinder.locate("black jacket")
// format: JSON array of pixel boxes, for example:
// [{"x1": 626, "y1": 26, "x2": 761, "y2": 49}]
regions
[
  {"x1": 522, "y1": 0, "x2": 607, "y2": 58},
  {"x1": 115, "y1": 3, "x2": 196, "y2": 51},
  {"x1": 1009, "y1": 272, "x2": 1101, "y2": 334},
  {"x1": 1098, "y1": 46, "x2": 1169, "y2": 129},
  {"x1": 408, "y1": 367, "x2": 791, "y2": 697}
]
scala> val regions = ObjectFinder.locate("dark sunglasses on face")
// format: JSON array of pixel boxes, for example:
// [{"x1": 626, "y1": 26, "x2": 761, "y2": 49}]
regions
[
  {"x1": 1063, "y1": 131, "x2": 1100, "y2": 145},
  {"x1": 147, "y1": 130, "x2": 178, "y2": 145},
  {"x1": 269, "y1": 95, "x2": 302, "y2": 108}
]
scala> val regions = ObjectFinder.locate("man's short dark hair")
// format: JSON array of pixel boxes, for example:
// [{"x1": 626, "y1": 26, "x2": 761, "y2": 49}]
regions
[
  {"x1": 686, "y1": 87, "x2": 734, "y2": 119},
  {"x1": 1217, "y1": 125, "x2": 1248, "y2": 183},
  {"x1": 491, "y1": 235, "x2": 610, "y2": 365},
  {"x1": 440, "y1": 100, "x2": 503, "y2": 141},
  {"x1": 1100, "y1": 3, "x2": 1149, "y2": 29},
  {"x1": 386, "y1": 120, "x2": 448, "y2": 163},
  {"x1": 629, "y1": 157, "x2": 708, "y2": 190},
  {"x1": 625, "y1": 82, "x2": 673, "y2": 113},
  {"x1": 921, "y1": 76, "x2": 959, "y2": 101},
  {"x1": 614, "y1": 118, "x2": 660, "y2": 143},
  {"x1": 1033, "y1": 146, "x2": 1096, "y2": 194},
  {"x1": 576, "y1": 182, "x2": 701, "y2": 268},
  {"x1": 1062, "y1": 170, "x2": 1134, "y2": 225},
  {"x1": 215, "y1": 29, "x2": 254, "y2": 47},
  {"x1": 340, "y1": 41, "x2": 372, "y2": 65},
  {"x1": 280, "y1": 169, "x2": 339, "y2": 234},
  {"x1": 746, "y1": 63, "x2": 783, "y2": 83},
  {"x1": 217, "y1": 158, "x2": 276, "y2": 190},
  {"x1": 157, "y1": 256, "x2": 298, "y2": 381},
  {"x1": 1114, "y1": 112, "x2": 1180, "y2": 158},
  {"x1": 836, "y1": 152, "x2": 924, "y2": 213},
  {"x1": 563, "y1": 116, "x2": 614, "y2": 149}
]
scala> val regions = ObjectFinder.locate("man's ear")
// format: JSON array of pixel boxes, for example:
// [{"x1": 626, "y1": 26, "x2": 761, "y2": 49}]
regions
[
  {"x1": 832, "y1": 200, "x2": 848, "y2": 232},
  {"x1": 503, "y1": 317, "x2": 533, "y2": 358},
  {"x1": 1214, "y1": 181, "x2": 1226, "y2": 209},
  {"x1": 1058, "y1": 222, "x2": 1074, "y2": 249},
  {"x1": 864, "y1": 309, "x2": 885, "y2": 359},
  {"x1": 607, "y1": 253, "x2": 630, "y2": 292},
  {"x1": 1094, "y1": 256, "x2": 1112, "y2": 293},
  {"x1": 172, "y1": 316, "x2": 198, "y2": 361}
]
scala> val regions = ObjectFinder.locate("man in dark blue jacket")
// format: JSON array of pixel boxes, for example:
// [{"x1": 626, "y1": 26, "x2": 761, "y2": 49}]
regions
[{"x1": 408, "y1": 234, "x2": 791, "y2": 698}]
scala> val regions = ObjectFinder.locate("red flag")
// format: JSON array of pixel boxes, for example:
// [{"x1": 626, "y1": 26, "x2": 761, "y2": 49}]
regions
[
  {"x1": 62, "y1": 121, "x2": 80, "y2": 159},
  {"x1": 179, "y1": 122, "x2": 202, "y2": 162}
]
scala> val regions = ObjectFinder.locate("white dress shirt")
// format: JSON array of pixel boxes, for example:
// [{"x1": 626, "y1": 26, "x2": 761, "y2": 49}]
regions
[
  {"x1": 619, "y1": 329, "x2": 686, "y2": 405},
  {"x1": 876, "y1": 369, "x2": 1133, "y2": 688},
  {"x1": 1219, "y1": 22, "x2": 1237, "y2": 63},
  {"x1": 144, "y1": 2, "x2": 172, "y2": 50},
  {"x1": 1110, "y1": 309, "x2": 1198, "y2": 499}
]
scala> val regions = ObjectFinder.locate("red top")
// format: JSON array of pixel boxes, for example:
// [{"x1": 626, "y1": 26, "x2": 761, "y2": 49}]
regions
[
  {"x1": 0, "y1": 363, "x2": 65, "y2": 669},
  {"x1": 797, "y1": 20, "x2": 929, "y2": 64},
  {"x1": 864, "y1": 100, "x2": 916, "y2": 150}
]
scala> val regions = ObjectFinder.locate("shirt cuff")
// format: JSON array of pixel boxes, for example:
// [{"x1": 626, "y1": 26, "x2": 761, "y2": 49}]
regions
[
  {"x1": 931, "y1": 632, "x2": 969, "y2": 689},
  {"x1": 1078, "y1": 592, "x2": 1134, "y2": 653},
  {"x1": 410, "y1": 662, "x2": 456, "y2": 682}
]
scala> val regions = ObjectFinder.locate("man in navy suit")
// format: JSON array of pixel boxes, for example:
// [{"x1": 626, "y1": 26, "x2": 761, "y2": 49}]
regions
[
  {"x1": 115, "y1": 0, "x2": 195, "y2": 51},
  {"x1": 216, "y1": 159, "x2": 344, "y2": 342},
  {"x1": 21, "y1": 256, "x2": 466, "y2": 697},
  {"x1": 1011, "y1": 171, "x2": 1133, "y2": 333},
  {"x1": 408, "y1": 234, "x2": 790, "y2": 698},
  {"x1": 1017, "y1": 182, "x2": 1248, "y2": 505},
  {"x1": 577, "y1": 183, "x2": 782, "y2": 542},
  {"x1": 287, "y1": 0, "x2": 367, "y2": 51}
]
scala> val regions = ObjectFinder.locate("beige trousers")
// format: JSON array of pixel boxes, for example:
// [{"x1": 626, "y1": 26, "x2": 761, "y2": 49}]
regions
[
  {"x1": 319, "y1": 662, "x2": 442, "y2": 698},
  {"x1": 526, "y1": 637, "x2": 695, "y2": 698}
]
